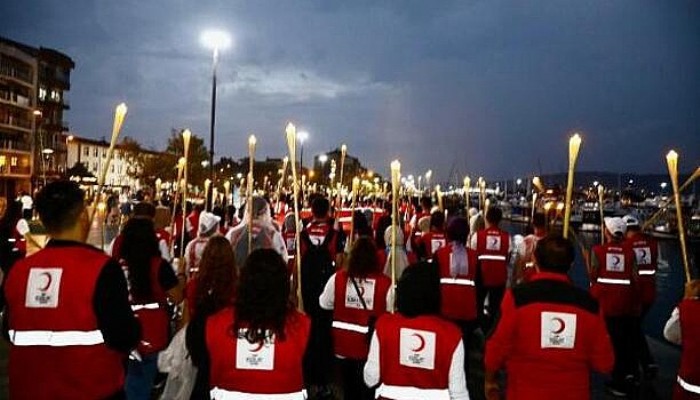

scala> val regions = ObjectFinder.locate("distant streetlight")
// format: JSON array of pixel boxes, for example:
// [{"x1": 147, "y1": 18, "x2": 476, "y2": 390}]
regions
[
  {"x1": 201, "y1": 28, "x2": 232, "y2": 210},
  {"x1": 298, "y1": 131, "x2": 309, "y2": 169}
]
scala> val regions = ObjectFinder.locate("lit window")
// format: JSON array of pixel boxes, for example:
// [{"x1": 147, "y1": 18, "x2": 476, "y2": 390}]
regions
[
  {"x1": 11, "y1": 157, "x2": 18, "y2": 167},
  {"x1": 84, "y1": 147, "x2": 89, "y2": 156},
  {"x1": 39, "y1": 87, "x2": 47, "y2": 101}
]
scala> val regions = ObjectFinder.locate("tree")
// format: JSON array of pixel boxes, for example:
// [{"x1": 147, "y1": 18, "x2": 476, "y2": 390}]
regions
[{"x1": 166, "y1": 128, "x2": 209, "y2": 186}]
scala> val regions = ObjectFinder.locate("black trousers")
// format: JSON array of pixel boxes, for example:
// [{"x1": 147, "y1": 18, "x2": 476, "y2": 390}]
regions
[
  {"x1": 337, "y1": 357, "x2": 374, "y2": 400},
  {"x1": 477, "y1": 285, "x2": 505, "y2": 333},
  {"x1": 303, "y1": 310, "x2": 334, "y2": 386},
  {"x1": 639, "y1": 305, "x2": 655, "y2": 368},
  {"x1": 605, "y1": 316, "x2": 642, "y2": 384}
]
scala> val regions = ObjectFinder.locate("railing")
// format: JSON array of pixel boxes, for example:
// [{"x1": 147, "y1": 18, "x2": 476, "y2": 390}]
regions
[
  {"x1": 0, "y1": 115, "x2": 32, "y2": 130},
  {"x1": 0, "y1": 91, "x2": 32, "y2": 107},
  {"x1": 0, "y1": 139, "x2": 31, "y2": 152},
  {"x1": 0, "y1": 65, "x2": 32, "y2": 84}
]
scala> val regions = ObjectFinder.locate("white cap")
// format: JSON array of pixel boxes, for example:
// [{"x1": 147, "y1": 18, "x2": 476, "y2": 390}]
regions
[
  {"x1": 604, "y1": 217, "x2": 627, "y2": 237},
  {"x1": 622, "y1": 214, "x2": 639, "y2": 227},
  {"x1": 198, "y1": 211, "x2": 221, "y2": 235}
]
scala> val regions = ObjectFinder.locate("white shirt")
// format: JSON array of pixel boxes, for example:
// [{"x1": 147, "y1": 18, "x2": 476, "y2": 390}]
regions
[
  {"x1": 363, "y1": 331, "x2": 470, "y2": 400},
  {"x1": 15, "y1": 219, "x2": 30, "y2": 236},
  {"x1": 664, "y1": 307, "x2": 681, "y2": 345},
  {"x1": 20, "y1": 195, "x2": 33, "y2": 210},
  {"x1": 319, "y1": 272, "x2": 393, "y2": 312}
]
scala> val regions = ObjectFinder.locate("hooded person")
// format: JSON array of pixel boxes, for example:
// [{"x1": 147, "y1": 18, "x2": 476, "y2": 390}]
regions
[
  {"x1": 183, "y1": 211, "x2": 221, "y2": 279},
  {"x1": 227, "y1": 196, "x2": 288, "y2": 268}
]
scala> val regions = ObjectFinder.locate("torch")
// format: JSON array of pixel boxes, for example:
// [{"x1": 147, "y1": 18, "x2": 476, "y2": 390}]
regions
[
  {"x1": 348, "y1": 177, "x2": 360, "y2": 250},
  {"x1": 463, "y1": 176, "x2": 470, "y2": 211},
  {"x1": 247, "y1": 134, "x2": 257, "y2": 254},
  {"x1": 223, "y1": 180, "x2": 231, "y2": 222},
  {"x1": 435, "y1": 185, "x2": 444, "y2": 211},
  {"x1": 563, "y1": 133, "x2": 582, "y2": 239},
  {"x1": 666, "y1": 150, "x2": 691, "y2": 282},
  {"x1": 598, "y1": 184, "x2": 605, "y2": 245},
  {"x1": 168, "y1": 157, "x2": 186, "y2": 257},
  {"x1": 286, "y1": 123, "x2": 304, "y2": 310},
  {"x1": 155, "y1": 178, "x2": 162, "y2": 202},
  {"x1": 390, "y1": 160, "x2": 401, "y2": 313},
  {"x1": 479, "y1": 177, "x2": 486, "y2": 214},
  {"x1": 204, "y1": 179, "x2": 211, "y2": 205},
  {"x1": 642, "y1": 166, "x2": 700, "y2": 231},
  {"x1": 88, "y1": 103, "x2": 127, "y2": 235},
  {"x1": 179, "y1": 129, "x2": 192, "y2": 266}
]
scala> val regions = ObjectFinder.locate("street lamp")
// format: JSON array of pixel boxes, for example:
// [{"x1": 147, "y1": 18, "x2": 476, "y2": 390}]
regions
[
  {"x1": 201, "y1": 28, "x2": 232, "y2": 211},
  {"x1": 298, "y1": 131, "x2": 309, "y2": 170}
]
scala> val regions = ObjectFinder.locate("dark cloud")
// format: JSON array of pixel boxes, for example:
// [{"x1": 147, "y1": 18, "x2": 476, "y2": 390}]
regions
[{"x1": 2, "y1": 0, "x2": 699, "y2": 181}]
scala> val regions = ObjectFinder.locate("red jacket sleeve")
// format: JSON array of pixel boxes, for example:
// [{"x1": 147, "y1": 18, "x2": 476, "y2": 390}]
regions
[{"x1": 484, "y1": 289, "x2": 517, "y2": 372}]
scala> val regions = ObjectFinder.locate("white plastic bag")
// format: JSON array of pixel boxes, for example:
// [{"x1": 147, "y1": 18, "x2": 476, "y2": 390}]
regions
[{"x1": 158, "y1": 324, "x2": 197, "y2": 400}]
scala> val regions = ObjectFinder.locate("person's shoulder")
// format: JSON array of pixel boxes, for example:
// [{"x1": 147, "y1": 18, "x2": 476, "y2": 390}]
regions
[{"x1": 512, "y1": 278, "x2": 599, "y2": 315}]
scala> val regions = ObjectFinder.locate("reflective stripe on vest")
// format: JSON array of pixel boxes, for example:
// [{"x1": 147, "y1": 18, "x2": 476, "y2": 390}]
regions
[
  {"x1": 478, "y1": 255, "x2": 507, "y2": 261},
  {"x1": 638, "y1": 270, "x2": 656, "y2": 276},
  {"x1": 677, "y1": 376, "x2": 700, "y2": 395},
  {"x1": 377, "y1": 384, "x2": 449, "y2": 400},
  {"x1": 131, "y1": 302, "x2": 160, "y2": 311},
  {"x1": 332, "y1": 320, "x2": 369, "y2": 334},
  {"x1": 597, "y1": 278, "x2": 631, "y2": 285},
  {"x1": 210, "y1": 387, "x2": 306, "y2": 400},
  {"x1": 9, "y1": 329, "x2": 104, "y2": 346},
  {"x1": 440, "y1": 278, "x2": 475, "y2": 286}
]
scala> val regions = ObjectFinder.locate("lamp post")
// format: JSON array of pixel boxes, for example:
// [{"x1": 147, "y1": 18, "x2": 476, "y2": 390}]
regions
[
  {"x1": 298, "y1": 131, "x2": 308, "y2": 171},
  {"x1": 201, "y1": 29, "x2": 231, "y2": 211}
]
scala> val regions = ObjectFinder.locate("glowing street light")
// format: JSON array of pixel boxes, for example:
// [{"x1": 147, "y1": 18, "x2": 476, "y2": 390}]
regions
[{"x1": 201, "y1": 28, "x2": 232, "y2": 210}]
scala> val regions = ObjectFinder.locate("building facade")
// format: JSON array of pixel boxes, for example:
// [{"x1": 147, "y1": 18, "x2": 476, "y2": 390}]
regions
[{"x1": 0, "y1": 36, "x2": 73, "y2": 200}]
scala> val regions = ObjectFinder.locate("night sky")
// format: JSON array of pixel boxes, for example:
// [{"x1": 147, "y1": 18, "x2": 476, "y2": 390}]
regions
[{"x1": 2, "y1": 1, "x2": 699, "y2": 181}]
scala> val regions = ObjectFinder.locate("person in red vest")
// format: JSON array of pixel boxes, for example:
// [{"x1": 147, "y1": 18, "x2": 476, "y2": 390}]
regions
[
  {"x1": 189, "y1": 249, "x2": 310, "y2": 399},
  {"x1": 2, "y1": 180, "x2": 140, "y2": 399},
  {"x1": 109, "y1": 202, "x2": 170, "y2": 261},
  {"x1": 472, "y1": 207, "x2": 512, "y2": 330},
  {"x1": 119, "y1": 217, "x2": 183, "y2": 399},
  {"x1": 186, "y1": 202, "x2": 203, "y2": 240},
  {"x1": 664, "y1": 279, "x2": 700, "y2": 400},
  {"x1": 513, "y1": 212, "x2": 547, "y2": 285},
  {"x1": 364, "y1": 261, "x2": 470, "y2": 399},
  {"x1": 320, "y1": 237, "x2": 391, "y2": 400},
  {"x1": 434, "y1": 217, "x2": 479, "y2": 388},
  {"x1": 283, "y1": 212, "x2": 299, "y2": 275},
  {"x1": 485, "y1": 234, "x2": 614, "y2": 400},
  {"x1": 590, "y1": 216, "x2": 641, "y2": 397},
  {"x1": 185, "y1": 235, "x2": 238, "y2": 398},
  {"x1": 416, "y1": 211, "x2": 447, "y2": 262},
  {"x1": 623, "y1": 214, "x2": 659, "y2": 379},
  {"x1": 183, "y1": 211, "x2": 221, "y2": 279}
]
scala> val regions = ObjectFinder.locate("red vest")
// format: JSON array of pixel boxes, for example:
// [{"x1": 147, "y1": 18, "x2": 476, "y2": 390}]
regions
[
  {"x1": 123, "y1": 257, "x2": 169, "y2": 354},
  {"x1": 374, "y1": 313, "x2": 462, "y2": 400},
  {"x1": 476, "y1": 227, "x2": 510, "y2": 287},
  {"x1": 332, "y1": 270, "x2": 391, "y2": 360},
  {"x1": 206, "y1": 308, "x2": 310, "y2": 398},
  {"x1": 282, "y1": 231, "x2": 297, "y2": 272},
  {"x1": 4, "y1": 244, "x2": 126, "y2": 399},
  {"x1": 301, "y1": 220, "x2": 338, "y2": 260},
  {"x1": 436, "y1": 245, "x2": 478, "y2": 321},
  {"x1": 12, "y1": 228, "x2": 26, "y2": 254},
  {"x1": 187, "y1": 211, "x2": 200, "y2": 238},
  {"x1": 626, "y1": 233, "x2": 658, "y2": 307},
  {"x1": 590, "y1": 242, "x2": 640, "y2": 317},
  {"x1": 676, "y1": 299, "x2": 700, "y2": 399},
  {"x1": 421, "y1": 231, "x2": 446, "y2": 261},
  {"x1": 156, "y1": 228, "x2": 172, "y2": 247}
]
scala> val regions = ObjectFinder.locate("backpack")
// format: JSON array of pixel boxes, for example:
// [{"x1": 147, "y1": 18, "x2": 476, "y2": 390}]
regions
[
  {"x1": 300, "y1": 228, "x2": 336, "y2": 315},
  {"x1": 233, "y1": 225, "x2": 275, "y2": 269}
]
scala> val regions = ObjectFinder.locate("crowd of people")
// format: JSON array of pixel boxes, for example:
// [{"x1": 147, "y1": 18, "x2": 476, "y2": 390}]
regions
[{"x1": 0, "y1": 180, "x2": 698, "y2": 400}]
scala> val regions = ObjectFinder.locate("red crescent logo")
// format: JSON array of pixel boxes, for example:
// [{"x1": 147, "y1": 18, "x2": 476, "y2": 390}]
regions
[
  {"x1": 250, "y1": 342, "x2": 265, "y2": 353},
  {"x1": 491, "y1": 238, "x2": 498, "y2": 247},
  {"x1": 551, "y1": 317, "x2": 566, "y2": 334},
  {"x1": 411, "y1": 333, "x2": 426, "y2": 352},
  {"x1": 640, "y1": 249, "x2": 648, "y2": 262},
  {"x1": 39, "y1": 272, "x2": 52, "y2": 292},
  {"x1": 358, "y1": 285, "x2": 366, "y2": 297}
]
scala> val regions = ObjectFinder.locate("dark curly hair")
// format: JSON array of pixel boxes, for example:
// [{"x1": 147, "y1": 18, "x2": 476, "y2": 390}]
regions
[
  {"x1": 194, "y1": 236, "x2": 237, "y2": 316},
  {"x1": 348, "y1": 237, "x2": 380, "y2": 278},
  {"x1": 233, "y1": 249, "x2": 292, "y2": 343},
  {"x1": 121, "y1": 217, "x2": 160, "y2": 302}
]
